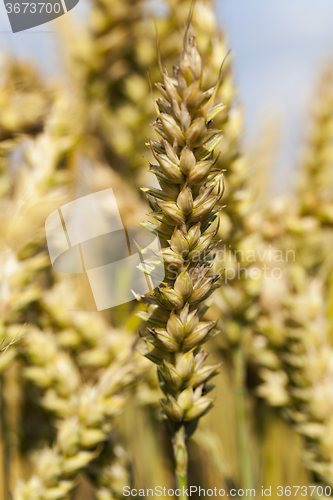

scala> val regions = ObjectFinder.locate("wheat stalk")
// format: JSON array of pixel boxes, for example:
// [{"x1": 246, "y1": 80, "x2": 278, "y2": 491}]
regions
[
  {"x1": 13, "y1": 346, "x2": 145, "y2": 500},
  {"x1": 137, "y1": 30, "x2": 227, "y2": 491},
  {"x1": 299, "y1": 65, "x2": 333, "y2": 223},
  {"x1": 87, "y1": 441, "x2": 131, "y2": 500},
  {"x1": 0, "y1": 72, "x2": 147, "y2": 497},
  {"x1": 252, "y1": 268, "x2": 333, "y2": 488}
]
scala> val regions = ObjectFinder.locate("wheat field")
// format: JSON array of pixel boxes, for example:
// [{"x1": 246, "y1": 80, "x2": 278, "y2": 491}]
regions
[{"x1": 0, "y1": 1, "x2": 333, "y2": 499}]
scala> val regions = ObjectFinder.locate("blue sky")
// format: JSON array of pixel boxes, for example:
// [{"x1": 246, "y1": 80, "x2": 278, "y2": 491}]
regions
[
  {"x1": 216, "y1": 0, "x2": 333, "y2": 190},
  {"x1": 1, "y1": 0, "x2": 333, "y2": 190}
]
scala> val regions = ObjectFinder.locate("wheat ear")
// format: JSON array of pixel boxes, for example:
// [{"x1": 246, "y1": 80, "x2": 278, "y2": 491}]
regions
[
  {"x1": 299, "y1": 65, "x2": 333, "y2": 222},
  {"x1": 138, "y1": 33, "x2": 226, "y2": 491},
  {"x1": 13, "y1": 350, "x2": 145, "y2": 500}
]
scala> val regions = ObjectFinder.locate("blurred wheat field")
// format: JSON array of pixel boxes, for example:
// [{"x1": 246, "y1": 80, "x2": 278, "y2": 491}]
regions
[{"x1": 0, "y1": 0, "x2": 333, "y2": 499}]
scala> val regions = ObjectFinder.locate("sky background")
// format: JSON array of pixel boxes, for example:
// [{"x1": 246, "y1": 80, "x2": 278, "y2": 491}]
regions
[
  {"x1": 1, "y1": 0, "x2": 333, "y2": 191},
  {"x1": 216, "y1": 0, "x2": 333, "y2": 191}
]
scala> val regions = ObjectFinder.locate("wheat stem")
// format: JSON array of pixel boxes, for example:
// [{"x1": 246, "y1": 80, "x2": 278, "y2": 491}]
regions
[
  {"x1": 138, "y1": 28, "x2": 227, "y2": 488},
  {"x1": 234, "y1": 346, "x2": 253, "y2": 491},
  {"x1": 172, "y1": 425, "x2": 188, "y2": 496},
  {"x1": 0, "y1": 378, "x2": 10, "y2": 500}
]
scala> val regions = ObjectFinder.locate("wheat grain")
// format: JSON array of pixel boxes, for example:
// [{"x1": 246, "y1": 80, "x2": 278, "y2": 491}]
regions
[{"x1": 137, "y1": 30, "x2": 227, "y2": 491}]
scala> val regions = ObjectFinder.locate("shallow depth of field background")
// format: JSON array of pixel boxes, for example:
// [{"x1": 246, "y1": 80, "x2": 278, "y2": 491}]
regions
[
  {"x1": 2, "y1": 0, "x2": 333, "y2": 186},
  {"x1": 0, "y1": 0, "x2": 333, "y2": 499}
]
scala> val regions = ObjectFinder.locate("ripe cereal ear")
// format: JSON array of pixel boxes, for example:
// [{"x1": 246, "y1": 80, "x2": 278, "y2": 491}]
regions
[{"x1": 139, "y1": 24, "x2": 227, "y2": 491}]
